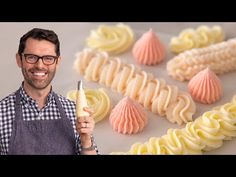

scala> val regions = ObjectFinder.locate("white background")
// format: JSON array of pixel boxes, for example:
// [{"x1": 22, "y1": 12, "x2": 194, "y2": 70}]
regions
[{"x1": 0, "y1": 22, "x2": 236, "y2": 154}]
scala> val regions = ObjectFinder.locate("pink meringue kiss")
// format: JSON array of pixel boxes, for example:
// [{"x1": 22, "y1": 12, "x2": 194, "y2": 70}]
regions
[
  {"x1": 188, "y1": 68, "x2": 222, "y2": 104},
  {"x1": 109, "y1": 97, "x2": 148, "y2": 134},
  {"x1": 132, "y1": 28, "x2": 165, "y2": 65}
]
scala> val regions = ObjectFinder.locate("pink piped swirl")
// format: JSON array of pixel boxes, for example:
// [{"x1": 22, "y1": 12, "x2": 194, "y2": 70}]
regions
[
  {"x1": 132, "y1": 28, "x2": 165, "y2": 65},
  {"x1": 109, "y1": 97, "x2": 148, "y2": 134},
  {"x1": 188, "y1": 68, "x2": 222, "y2": 104}
]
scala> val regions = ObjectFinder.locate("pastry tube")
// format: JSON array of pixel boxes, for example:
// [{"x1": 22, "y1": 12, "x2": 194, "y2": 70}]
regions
[{"x1": 76, "y1": 80, "x2": 89, "y2": 117}]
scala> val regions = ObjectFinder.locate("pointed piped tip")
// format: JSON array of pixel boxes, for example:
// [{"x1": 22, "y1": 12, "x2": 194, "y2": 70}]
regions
[
  {"x1": 147, "y1": 28, "x2": 155, "y2": 36},
  {"x1": 202, "y1": 67, "x2": 215, "y2": 76},
  {"x1": 205, "y1": 67, "x2": 211, "y2": 72}
]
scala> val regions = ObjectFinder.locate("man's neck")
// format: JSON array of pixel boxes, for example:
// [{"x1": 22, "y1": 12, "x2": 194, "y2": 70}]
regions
[{"x1": 23, "y1": 82, "x2": 51, "y2": 109}]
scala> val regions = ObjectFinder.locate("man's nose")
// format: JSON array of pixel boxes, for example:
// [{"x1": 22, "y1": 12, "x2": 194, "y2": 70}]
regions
[{"x1": 35, "y1": 58, "x2": 45, "y2": 68}]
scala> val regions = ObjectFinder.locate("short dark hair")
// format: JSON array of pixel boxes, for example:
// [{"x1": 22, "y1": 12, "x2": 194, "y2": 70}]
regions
[{"x1": 18, "y1": 28, "x2": 60, "y2": 56}]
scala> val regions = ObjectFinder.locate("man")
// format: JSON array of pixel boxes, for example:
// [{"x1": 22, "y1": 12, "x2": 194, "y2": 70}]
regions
[{"x1": 0, "y1": 28, "x2": 98, "y2": 155}]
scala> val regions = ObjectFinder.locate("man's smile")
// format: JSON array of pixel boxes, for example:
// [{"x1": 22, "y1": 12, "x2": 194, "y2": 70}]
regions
[{"x1": 29, "y1": 70, "x2": 48, "y2": 80}]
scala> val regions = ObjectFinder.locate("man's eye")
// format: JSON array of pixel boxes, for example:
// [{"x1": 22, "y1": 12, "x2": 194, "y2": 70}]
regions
[
  {"x1": 27, "y1": 55, "x2": 37, "y2": 60},
  {"x1": 44, "y1": 56, "x2": 54, "y2": 61}
]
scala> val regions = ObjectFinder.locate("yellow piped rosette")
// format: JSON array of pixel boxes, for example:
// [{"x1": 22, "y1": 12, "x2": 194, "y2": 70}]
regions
[
  {"x1": 86, "y1": 23, "x2": 135, "y2": 55},
  {"x1": 111, "y1": 94, "x2": 236, "y2": 154},
  {"x1": 67, "y1": 88, "x2": 111, "y2": 123}
]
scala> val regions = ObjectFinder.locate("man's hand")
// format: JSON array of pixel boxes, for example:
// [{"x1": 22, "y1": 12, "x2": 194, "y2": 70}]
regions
[{"x1": 76, "y1": 107, "x2": 96, "y2": 154}]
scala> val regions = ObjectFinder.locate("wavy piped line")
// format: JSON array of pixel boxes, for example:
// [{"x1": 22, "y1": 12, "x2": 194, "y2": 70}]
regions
[
  {"x1": 74, "y1": 49, "x2": 196, "y2": 125},
  {"x1": 170, "y1": 25, "x2": 225, "y2": 54}
]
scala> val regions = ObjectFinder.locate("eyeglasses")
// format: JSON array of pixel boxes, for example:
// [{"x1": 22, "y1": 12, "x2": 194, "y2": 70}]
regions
[{"x1": 21, "y1": 53, "x2": 59, "y2": 65}]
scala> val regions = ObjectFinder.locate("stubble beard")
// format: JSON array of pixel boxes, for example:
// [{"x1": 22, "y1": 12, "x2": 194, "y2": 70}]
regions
[{"x1": 22, "y1": 67, "x2": 56, "y2": 90}]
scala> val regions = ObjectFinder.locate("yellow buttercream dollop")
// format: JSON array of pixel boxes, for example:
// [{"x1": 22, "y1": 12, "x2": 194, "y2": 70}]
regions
[
  {"x1": 67, "y1": 88, "x2": 111, "y2": 123},
  {"x1": 86, "y1": 23, "x2": 135, "y2": 55}
]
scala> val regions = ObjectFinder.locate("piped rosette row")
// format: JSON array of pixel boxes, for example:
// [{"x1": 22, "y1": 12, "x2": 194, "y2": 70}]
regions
[
  {"x1": 66, "y1": 88, "x2": 111, "y2": 123},
  {"x1": 111, "y1": 95, "x2": 236, "y2": 154},
  {"x1": 74, "y1": 48, "x2": 196, "y2": 125},
  {"x1": 167, "y1": 38, "x2": 236, "y2": 81}
]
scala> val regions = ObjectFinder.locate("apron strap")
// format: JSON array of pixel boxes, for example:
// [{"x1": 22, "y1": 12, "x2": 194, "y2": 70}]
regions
[
  {"x1": 53, "y1": 92, "x2": 68, "y2": 120},
  {"x1": 14, "y1": 88, "x2": 23, "y2": 121}
]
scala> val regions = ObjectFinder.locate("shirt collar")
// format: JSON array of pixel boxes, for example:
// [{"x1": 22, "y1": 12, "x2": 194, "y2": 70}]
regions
[{"x1": 19, "y1": 82, "x2": 54, "y2": 106}]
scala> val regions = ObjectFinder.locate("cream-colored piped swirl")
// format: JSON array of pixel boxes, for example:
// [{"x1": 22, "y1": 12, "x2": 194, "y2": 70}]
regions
[
  {"x1": 132, "y1": 29, "x2": 165, "y2": 65},
  {"x1": 109, "y1": 97, "x2": 148, "y2": 134},
  {"x1": 170, "y1": 25, "x2": 225, "y2": 54},
  {"x1": 167, "y1": 38, "x2": 236, "y2": 81},
  {"x1": 86, "y1": 23, "x2": 135, "y2": 55},
  {"x1": 66, "y1": 88, "x2": 111, "y2": 123},
  {"x1": 213, "y1": 103, "x2": 236, "y2": 140},
  {"x1": 188, "y1": 68, "x2": 222, "y2": 104},
  {"x1": 232, "y1": 95, "x2": 236, "y2": 104},
  {"x1": 111, "y1": 95, "x2": 236, "y2": 154},
  {"x1": 74, "y1": 49, "x2": 196, "y2": 125}
]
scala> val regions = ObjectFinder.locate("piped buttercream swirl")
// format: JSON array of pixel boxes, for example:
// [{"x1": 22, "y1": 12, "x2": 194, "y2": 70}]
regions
[
  {"x1": 86, "y1": 23, "x2": 134, "y2": 55},
  {"x1": 170, "y1": 25, "x2": 225, "y2": 54},
  {"x1": 67, "y1": 88, "x2": 111, "y2": 123}
]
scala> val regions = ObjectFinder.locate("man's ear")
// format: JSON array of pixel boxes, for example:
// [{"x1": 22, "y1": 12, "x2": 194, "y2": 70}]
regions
[
  {"x1": 16, "y1": 53, "x2": 22, "y2": 68},
  {"x1": 56, "y1": 56, "x2": 61, "y2": 66}
]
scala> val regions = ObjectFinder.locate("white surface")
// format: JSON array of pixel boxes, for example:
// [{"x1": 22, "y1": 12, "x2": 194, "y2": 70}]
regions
[{"x1": 0, "y1": 22, "x2": 236, "y2": 154}]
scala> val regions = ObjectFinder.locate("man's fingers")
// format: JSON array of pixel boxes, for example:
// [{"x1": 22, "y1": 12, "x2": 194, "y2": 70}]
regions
[
  {"x1": 77, "y1": 115, "x2": 94, "y2": 123},
  {"x1": 83, "y1": 107, "x2": 94, "y2": 114},
  {"x1": 77, "y1": 116, "x2": 87, "y2": 123}
]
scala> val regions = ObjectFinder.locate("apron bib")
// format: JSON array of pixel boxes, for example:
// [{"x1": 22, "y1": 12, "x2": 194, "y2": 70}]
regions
[{"x1": 8, "y1": 89, "x2": 76, "y2": 155}]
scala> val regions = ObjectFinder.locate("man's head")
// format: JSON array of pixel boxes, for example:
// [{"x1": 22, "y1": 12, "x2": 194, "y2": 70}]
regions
[
  {"x1": 16, "y1": 28, "x2": 61, "y2": 91},
  {"x1": 18, "y1": 28, "x2": 60, "y2": 56}
]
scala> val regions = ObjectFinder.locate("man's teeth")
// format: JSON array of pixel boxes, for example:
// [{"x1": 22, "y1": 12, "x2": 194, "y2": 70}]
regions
[{"x1": 33, "y1": 72, "x2": 46, "y2": 76}]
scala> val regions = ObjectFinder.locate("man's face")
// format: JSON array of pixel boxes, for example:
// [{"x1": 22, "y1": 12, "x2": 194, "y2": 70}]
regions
[{"x1": 16, "y1": 38, "x2": 61, "y2": 90}]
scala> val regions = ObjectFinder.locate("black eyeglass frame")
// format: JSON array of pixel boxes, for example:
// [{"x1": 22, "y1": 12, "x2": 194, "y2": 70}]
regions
[{"x1": 21, "y1": 53, "x2": 59, "y2": 65}]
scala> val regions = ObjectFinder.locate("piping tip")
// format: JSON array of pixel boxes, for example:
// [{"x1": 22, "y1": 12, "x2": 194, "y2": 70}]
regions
[{"x1": 77, "y1": 80, "x2": 83, "y2": 90}]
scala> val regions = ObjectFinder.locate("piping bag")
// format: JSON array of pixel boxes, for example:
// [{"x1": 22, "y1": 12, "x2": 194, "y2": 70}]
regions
[{"x1": 76, "y1": 80, "x2": 89, "y2": 118}]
